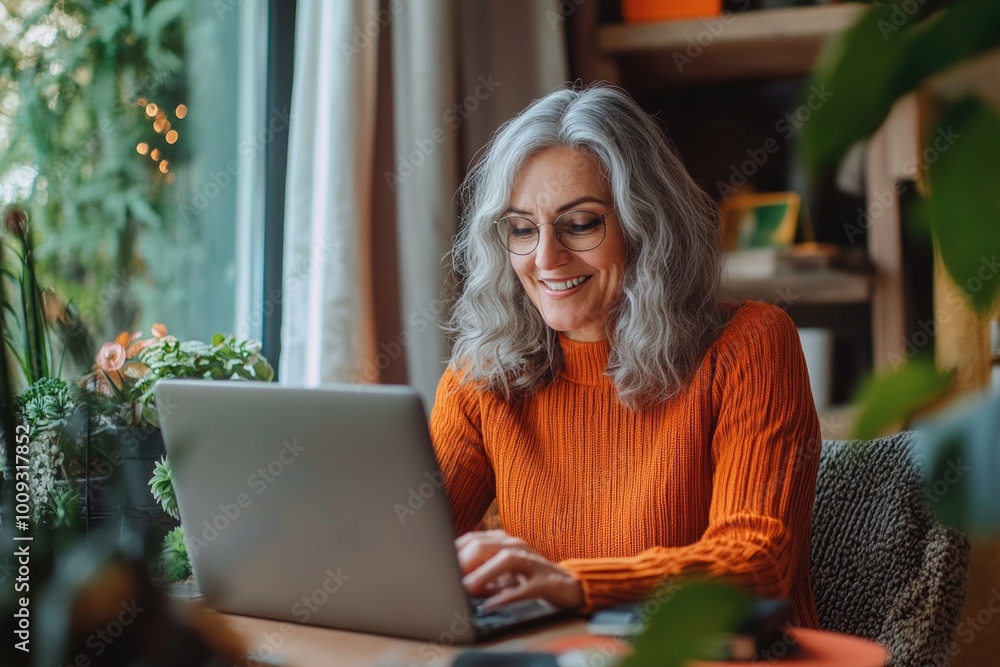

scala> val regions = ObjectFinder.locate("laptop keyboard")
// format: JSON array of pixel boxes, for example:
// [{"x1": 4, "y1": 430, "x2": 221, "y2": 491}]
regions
[{"x1": 470, "y1": 597, "x2": 559, "y2": 630}]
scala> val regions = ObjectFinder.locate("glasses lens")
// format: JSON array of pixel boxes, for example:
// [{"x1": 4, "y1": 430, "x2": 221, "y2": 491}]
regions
[
  {"x1": 496, "y1": 217, "x2": 538, "y2": 254},
  {"x1": 555, "y1": 211, "x2": 606, "y2": 251}
]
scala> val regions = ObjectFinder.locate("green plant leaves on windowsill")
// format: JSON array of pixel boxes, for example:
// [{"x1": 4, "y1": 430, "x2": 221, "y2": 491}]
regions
[
  {"x1": 921, "y1": 98, "x2": 1000, "y2": 314},
  {"x1": 852, "y1": 357, "x2": 952, "y2": 440}
]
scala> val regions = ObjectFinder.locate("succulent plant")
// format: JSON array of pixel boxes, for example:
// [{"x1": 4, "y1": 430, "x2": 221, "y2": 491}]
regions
[
  {"x1": 148, "y1": 455, "x2": 179, "y2": 520},
  {"x1": 160, "y1": 526, "x2": 192, "y2": 582}
]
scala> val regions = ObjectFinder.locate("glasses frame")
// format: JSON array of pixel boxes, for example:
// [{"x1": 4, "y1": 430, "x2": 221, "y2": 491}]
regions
[{"x1": 493, "y1": 209, "x2": 614, "y2": 255}]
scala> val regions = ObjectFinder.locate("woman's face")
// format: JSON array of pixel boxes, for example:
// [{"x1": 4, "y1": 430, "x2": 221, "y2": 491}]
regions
[{"x1": 504, "y1": 147, "x2": 626, "y2": 342}]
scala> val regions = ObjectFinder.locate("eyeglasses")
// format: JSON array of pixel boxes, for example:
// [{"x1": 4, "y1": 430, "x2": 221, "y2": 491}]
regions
[{"x1": 493, "y1": 210, "x2": 612, "y2": 255}]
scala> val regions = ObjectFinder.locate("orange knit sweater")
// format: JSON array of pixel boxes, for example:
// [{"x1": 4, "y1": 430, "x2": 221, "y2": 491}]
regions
[{"x1": 429, "y1": 301, "x2": 821, "y2": 627}]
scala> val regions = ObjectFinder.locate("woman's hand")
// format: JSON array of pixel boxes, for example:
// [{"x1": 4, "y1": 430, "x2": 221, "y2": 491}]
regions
[{"x1": 456, "y1": 529, "x2": 584, "y2": 611}]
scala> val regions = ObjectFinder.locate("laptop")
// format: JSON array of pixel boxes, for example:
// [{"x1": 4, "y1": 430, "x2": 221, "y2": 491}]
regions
[{"x1": 155, "y1": 379, "x2": 560, "y2": 643}]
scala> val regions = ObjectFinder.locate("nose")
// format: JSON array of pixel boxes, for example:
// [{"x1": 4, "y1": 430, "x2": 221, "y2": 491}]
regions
[{"x1": 533, "y1": 223, "x2": 570, "y2": 270}]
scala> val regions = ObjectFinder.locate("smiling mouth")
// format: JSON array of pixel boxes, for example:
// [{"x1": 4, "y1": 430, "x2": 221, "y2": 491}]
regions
[{"x1": 541, "y1": 275, "x2": 591, "y2": 291}]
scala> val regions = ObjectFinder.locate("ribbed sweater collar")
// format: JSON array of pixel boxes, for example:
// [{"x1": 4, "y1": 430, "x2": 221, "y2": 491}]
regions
[{"x1": 557, "y1": 333, "x2": 611, "y2": 386}]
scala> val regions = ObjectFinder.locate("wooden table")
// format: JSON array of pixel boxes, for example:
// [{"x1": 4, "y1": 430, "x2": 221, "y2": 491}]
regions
[{"x1": 222, "y1": 613, "x2": 887, "y2": 667}]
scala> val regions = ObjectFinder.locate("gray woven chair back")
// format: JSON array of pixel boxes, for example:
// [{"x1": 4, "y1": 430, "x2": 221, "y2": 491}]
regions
[{"x1": 810, "y1": 431, "x2": 970, "y2": 667}]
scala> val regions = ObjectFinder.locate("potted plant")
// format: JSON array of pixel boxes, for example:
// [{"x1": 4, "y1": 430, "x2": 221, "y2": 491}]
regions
[
  {"x1": 79, "y1": 325, "x2": 274, "y2": 580},
  {"x1": 0, "y1": 207, "x2": 100, "y2": 525}
]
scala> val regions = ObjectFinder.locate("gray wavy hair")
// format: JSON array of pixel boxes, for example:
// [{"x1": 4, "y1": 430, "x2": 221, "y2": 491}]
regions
[{"x1": 448, "y1": 83, "x2": 729, "y2": 410}]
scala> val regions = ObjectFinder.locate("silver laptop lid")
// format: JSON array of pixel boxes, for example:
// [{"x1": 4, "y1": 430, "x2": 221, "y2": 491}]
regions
[{"x1": 155, "y1": 379, "x2": 479, "y2": 644}]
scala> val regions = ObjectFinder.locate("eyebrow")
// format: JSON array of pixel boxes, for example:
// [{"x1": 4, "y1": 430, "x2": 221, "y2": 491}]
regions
[{"x1": 503, "y1": 195, "x2": 609, "y2": 217}]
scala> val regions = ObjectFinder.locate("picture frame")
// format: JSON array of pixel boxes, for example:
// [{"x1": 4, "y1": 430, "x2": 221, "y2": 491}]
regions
[{"x1": 719, "y1": 192, "x2": 801, "y2": 251}]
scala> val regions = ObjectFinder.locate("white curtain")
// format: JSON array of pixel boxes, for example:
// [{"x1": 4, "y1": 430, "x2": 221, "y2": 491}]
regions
[
  {"x1": 280, "y1": 0, "x2": 379, "y2": 386},
  {"x1": 281, "y1": 0, "x2": 568, "y2": 407},
  {"x1": 389, "y1": 0, "x2": 459, "y2": 406}
]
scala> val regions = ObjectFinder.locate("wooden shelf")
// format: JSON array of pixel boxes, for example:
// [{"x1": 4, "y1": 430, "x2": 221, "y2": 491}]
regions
[
  {"x1": 598, "y1": 3, "x2": 865, "y2": 89},
  {"x1": 723, "y1": 269, "x2": 871, "y2": 306}
]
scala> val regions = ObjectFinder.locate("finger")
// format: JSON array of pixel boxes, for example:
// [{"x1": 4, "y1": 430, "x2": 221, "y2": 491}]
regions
[
  {"x1": 455, "y1": 529, "x2": 513, "y2": 550},
  {"x1": 456, "y1": 532, "x2": 527, "y2": 574},
  {"x1": 454, "y1": 531, "x2": 484, "y2": 550},
  {"x1": 457, "y1": 539, "x2": 504, "y2": 575},
  {"x1": 462, "y1": 549, "x2": 532, "y2": 594},
  {"x1": 480, "y1": 577, "x2": 532, "y2": 611}
]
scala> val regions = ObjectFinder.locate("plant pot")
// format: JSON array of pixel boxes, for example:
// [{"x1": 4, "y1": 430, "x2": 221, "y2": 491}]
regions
[
  {"x1": 116, "y1": 426, "x2": 165, "y2": 513},
  {"x1": 112, "y1": 426, "x2": 177, "y2": 542}
]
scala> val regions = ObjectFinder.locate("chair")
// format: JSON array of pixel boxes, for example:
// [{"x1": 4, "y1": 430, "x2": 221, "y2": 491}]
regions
[{"x1": 810, "y1": 431, "x2": 971, "y2": 667}]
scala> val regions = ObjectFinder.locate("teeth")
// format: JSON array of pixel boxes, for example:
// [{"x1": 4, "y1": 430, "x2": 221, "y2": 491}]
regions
[{"x1": 542, "y1": 276, "x2": 589, "y2": 291}]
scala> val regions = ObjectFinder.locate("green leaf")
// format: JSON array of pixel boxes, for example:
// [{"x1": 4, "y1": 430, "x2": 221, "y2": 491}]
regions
[
  {"x1": 211, "y1": 332, "x2": 224, "y2": 346},
  {"x1": 802, "y1": 0, "x2": 1000, "y2": 173},
  {"x1": 93, "y1": 4, "x2": 130, "y2": 45},
  {"x1": 852, "y1": 357, "x2": 952, "y2": 440},
  {"x1": 621, "y1": 580, "x2": 751, "y2": 667},
  {"x1": 894, "y1": 0, "x2": 1000, "y2": 96},
  {"x1": 161, "y1": 526, "x2": 192, "y2": 581},
  {"x1": 801, "y1": 4, "x2": 909, "y2": 172},
  {"x1": 923, "y1": 98, "x2": 1000, "y2": 314}
]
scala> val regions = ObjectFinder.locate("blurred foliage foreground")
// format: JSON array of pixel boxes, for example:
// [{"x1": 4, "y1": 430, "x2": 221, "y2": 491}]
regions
[{"x1": 800, "y1": 0, "x2": 1000, "y2": 530}]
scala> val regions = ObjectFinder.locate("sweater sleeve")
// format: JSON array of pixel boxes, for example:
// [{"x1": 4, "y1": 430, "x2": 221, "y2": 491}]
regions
[
  {"x1": 428, "y1": 366, "x2": 496, "y2": 535},
  {"x1": 559, "y1": 303, "x2": 821, "y2": 614}
]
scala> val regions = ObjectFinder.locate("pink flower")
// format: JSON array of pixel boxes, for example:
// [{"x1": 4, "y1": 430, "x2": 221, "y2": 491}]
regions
[
  {"x1": 92, "y1": 331, "x2": 151, "y2": 390},
  {"x1": 151, "y1": 323, "x2": 168, "y2": 338},
  {"x1": 97, "y1": 342, "x2": 126, "y2": 373}
]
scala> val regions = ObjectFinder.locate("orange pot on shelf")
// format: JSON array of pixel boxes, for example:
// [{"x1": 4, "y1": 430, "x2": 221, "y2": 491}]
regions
[{"x1": 622, "y1": 0, "x2": 723, "y2": 23}]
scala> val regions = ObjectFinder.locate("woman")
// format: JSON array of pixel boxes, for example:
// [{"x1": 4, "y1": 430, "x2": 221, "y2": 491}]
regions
[{"x1": 429, "y1": 84, "x2": 821, "y2": 628}]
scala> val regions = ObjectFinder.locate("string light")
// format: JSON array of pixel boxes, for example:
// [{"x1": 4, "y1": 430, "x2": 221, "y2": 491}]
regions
[{"x1": 137, "y1": 100, "x2": 186, "y2": 175}]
